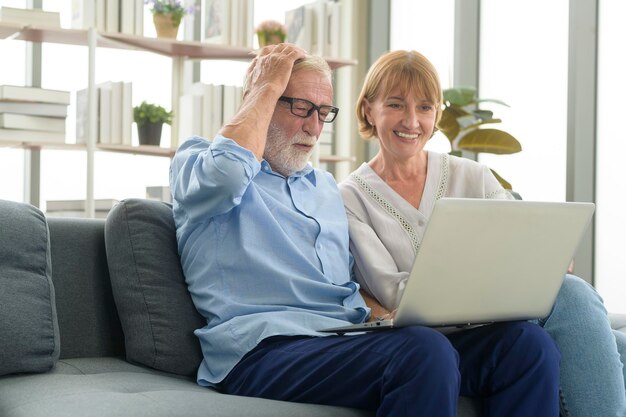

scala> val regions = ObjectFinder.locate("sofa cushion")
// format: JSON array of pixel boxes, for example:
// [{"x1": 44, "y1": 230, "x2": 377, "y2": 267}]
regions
[
  {"x1": 0, "y1": 199, "x2": 60, "y2": 376},
  {"x1": 104, "y1": 199, "x2": 205, "y2": 377},
  {"x1": 0, "y1": 358, "x2": 379, "y2": 417}
]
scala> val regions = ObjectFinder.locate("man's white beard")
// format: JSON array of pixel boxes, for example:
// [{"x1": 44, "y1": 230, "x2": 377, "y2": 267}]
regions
[{"x1": 264, "y1": 122, "x2": 317, "y2": 176}]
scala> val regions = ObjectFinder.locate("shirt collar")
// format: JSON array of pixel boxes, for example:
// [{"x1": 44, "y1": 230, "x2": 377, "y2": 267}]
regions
[{"x1": 261, "y1": 160, "x2": 315, "y2": 180}]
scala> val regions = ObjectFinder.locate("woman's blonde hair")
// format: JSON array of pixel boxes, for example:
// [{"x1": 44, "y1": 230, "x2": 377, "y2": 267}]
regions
[{"x1": 356, "y1": 50, "x2": 443, "y2": 139}]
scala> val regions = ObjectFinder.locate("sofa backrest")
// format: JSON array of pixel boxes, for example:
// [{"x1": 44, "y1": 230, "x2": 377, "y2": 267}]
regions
[
  {"x1": 47, "y1": 217, "x2": 125, "y2": 359},
  {"x1": 104, "y1": 199, "x2": 205, "y2": 377}
]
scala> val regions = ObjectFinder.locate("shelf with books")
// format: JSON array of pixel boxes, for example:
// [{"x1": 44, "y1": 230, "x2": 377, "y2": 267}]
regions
[
  {"x1": 1, "y1": 142, "x2": 85, "y2": 151},
  {"x1": 3, "y1": 140, "x2": 345, "y2": 162},
  {"x1": 0, "y1": 84, "x2": 70, "y2": 146},
  {"x1": 0, "y1": 5, "x2": 61, "y2": 28},
  {"x1": 2, "y1": 20, "x2": 357, "y2": 153},
  {"x1": 0, "y1": 22, "x2": 356, "y2": 68},
  {"x1": 96, "y1": 143, "x2": 175, "y2": 157},
  {"x1": 0, "y1": 141, "x2": 175, "y2": 158},
  {"x1": 1, "y1": 13, "x2": 357, "y2": 216}
]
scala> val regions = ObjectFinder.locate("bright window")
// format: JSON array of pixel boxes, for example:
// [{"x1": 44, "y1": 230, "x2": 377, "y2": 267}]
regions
[
  {"x1": 389, "y1": 0, "x2": 569, "y2": 197},
  {"x1": 390, "y1": 0, "x2": 454, "y2": 153},
  {"x1": 479, "y1": 0, "x2": 569, "y2": 201},
  {"x1": 595, "y1": 0, "x2": 626, "y2": 313}
]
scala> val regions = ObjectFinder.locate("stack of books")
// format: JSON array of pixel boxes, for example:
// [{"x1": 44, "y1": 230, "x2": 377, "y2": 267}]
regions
[
  {"x1": 285, "y1": 0, "x2": 341, "y2": 57},
  {"x1": 146, "y1": 186, "x2": 171, "y2": 203},
  {"x1": 202, "y1": 0, "x2": 254, "y2": 48},
  {"x1": 0, "y1": 85, "x2": 70, "y2": 144},
  {"x1": 76, "y1": 81, "x2": 132, "y2": 146},
  {"x1": 178, "y1": 82, "x2": 242, "y2": 143},
  {"x1": 71, "y1": 0, "x2": 144, "y2": 36},
  {"x1": 0, "y1": 6, "x2": 61, "y2": 28}
]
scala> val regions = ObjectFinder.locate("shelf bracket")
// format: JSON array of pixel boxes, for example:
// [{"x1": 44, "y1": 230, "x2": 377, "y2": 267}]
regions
[{"x1": 171, "y1": 57, "x2": 184, "y2": 149}]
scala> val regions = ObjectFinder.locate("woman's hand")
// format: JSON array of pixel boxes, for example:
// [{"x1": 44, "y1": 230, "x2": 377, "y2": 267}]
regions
[{"x1": 360, "y1": 289, "x2": 396, "y2": 322}]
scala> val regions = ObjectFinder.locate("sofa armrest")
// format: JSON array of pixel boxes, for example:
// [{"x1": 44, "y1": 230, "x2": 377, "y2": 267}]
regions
[{"x1": 609, "y1": 313, "x2": 626, "y2": 333}]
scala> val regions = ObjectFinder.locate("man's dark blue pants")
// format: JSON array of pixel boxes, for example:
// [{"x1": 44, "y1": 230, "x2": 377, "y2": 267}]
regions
[{"x1": 220, "y1": 321, "x2": 560, "y2": 417}]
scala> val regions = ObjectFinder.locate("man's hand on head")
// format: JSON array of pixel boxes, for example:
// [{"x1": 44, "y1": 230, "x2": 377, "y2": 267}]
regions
[
  {"x1": 220, "y1": 43, "x2": 308, "y2": 161},
  {"x1": 243, "y1": 43, "x2": 307, "y2": 102}
]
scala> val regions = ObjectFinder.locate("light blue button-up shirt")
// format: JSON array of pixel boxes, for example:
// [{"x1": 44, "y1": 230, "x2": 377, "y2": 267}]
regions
[{"x1": 170, "y1": 136, "x2": 369, "y2": 386}]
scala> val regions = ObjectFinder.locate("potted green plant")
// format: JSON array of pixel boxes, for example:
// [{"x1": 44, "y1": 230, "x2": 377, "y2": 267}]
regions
[
  {"x1": 145, "y1": 0, "x2": 195, "y2": 39},
  {"x1": 255, "y1": 20, "x2": 288, "y2": 47},
  {"x1": 438, "y1": 86, "x2": 522, "y2": 189},
  {"x1": 133, "y1": 101, "x2": 173, "y2": 146}
]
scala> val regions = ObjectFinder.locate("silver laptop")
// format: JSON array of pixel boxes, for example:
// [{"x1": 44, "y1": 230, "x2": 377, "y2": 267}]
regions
[{"x1": 321, "y1": 198, "x2": 595, "y2": 334}]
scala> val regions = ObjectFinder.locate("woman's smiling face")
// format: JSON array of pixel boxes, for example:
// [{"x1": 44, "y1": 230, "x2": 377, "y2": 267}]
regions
[{"x1": 363, "y1": 88, "x2": 437, "y2": 160}]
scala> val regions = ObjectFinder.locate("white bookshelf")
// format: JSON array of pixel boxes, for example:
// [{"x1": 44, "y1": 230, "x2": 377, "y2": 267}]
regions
[
  {"x1": 0, "y1": 21, "x2": 357, "y2": 215},
  {"x1": 1, "y1": 23, "x2": 356, "y2": 65}
]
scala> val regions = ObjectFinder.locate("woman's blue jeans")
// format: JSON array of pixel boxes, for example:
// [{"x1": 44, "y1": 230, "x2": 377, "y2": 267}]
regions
[{"x1": 539, "y1": 274, "x2": 626, "y2": 417}]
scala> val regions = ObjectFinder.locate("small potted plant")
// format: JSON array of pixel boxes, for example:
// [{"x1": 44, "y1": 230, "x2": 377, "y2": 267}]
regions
[
  {"x1": 438, "y1": 86, "x2": 522, "y2": 189},
  {"x1": 133, "y1": 101, "x2": 173, "y2": 146},
  {"x1": 145, "y1": 0, "x2": 195, "y2": 39},
  {"x1": 255, "y1": 20, "x2": 288, "y2": 47}
]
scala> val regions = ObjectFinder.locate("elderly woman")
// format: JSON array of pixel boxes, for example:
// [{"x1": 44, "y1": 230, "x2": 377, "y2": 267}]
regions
[{"x1": 339, "y1": 49, "x2": 626, "y2": 417}]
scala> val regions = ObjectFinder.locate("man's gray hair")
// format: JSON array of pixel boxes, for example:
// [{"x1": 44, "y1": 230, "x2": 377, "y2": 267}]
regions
[
  {"x1": 243, "y1": 53, "x2": 333, "y2": 97},
  {"x1": 292, "y1": 54, "x2": 333, "y2": 84}
]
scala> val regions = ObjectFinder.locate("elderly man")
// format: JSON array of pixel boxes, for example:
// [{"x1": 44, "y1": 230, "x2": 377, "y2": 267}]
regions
[{"x1": 169, "y1": 44, "x2": 560, "y2": 417}]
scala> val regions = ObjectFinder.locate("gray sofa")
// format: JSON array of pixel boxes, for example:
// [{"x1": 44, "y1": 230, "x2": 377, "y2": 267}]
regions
[{"x1": 0, "y1": 198, "x2": 622, "y2": 417}]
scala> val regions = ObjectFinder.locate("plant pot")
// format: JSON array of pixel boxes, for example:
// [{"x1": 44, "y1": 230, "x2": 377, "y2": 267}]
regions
[
  {"x1": 153, "y1": 13, "x2": 180, "y2": 39},
  {"x1": 137, "y1": 122, "x2": 163, "y2": 146},
  {"x1": 257, "y1": 32, "x2": 285, "y2": 47}
]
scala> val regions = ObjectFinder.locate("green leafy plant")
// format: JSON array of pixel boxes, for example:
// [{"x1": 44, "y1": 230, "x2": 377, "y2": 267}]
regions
[
  {"x1": 438, "y1": 86, "x2": 522, "y2": 189},
  {"x1": 144, "y1": 0, "x2": 195, "y2": 26},
  {"x1": 133, "y1": 101, "x2": 173, "y2": 126},
  {"x1": 255, "y1": 20, "x2": 288, "y2": 46}
]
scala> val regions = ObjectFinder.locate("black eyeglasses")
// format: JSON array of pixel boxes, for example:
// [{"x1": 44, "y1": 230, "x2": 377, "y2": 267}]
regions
[{"x1": 278, "y1": 96, "x2": 339, "y2": 123}]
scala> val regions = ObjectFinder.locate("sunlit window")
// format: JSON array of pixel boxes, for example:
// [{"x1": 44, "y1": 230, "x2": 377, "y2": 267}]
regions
[
  {"x1": 479, "y1": 0, "x2": 568, "y2": 201},
  {"x1": 389, "y1": 0, "x2": 454, "y2": 154},
  {"x1": 595, "y1": 0, "x2": 626, "y2": 313}
]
